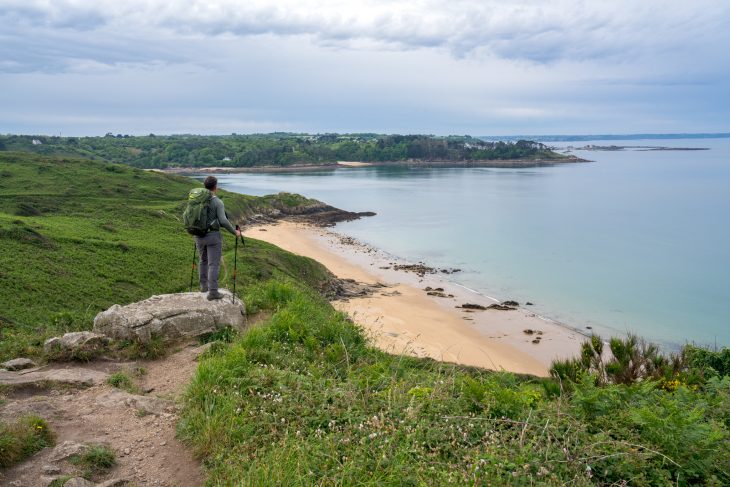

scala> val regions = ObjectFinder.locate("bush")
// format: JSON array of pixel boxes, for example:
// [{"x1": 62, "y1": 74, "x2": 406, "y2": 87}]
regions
[
  {"x1": 685, "y1": 345, "x2": 730, "y2": 378},
  {"x1": 551, "y1": 334, "x2": 727, "y2": 389}
]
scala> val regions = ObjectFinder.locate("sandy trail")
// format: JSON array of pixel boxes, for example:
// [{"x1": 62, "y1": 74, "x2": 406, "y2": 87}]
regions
[
  {"x1": 246, "y1": 221, "x2": 583, "y2": 376},
  {"x1": 1, "y1": 344, "x2": 207, "y2": 487}
]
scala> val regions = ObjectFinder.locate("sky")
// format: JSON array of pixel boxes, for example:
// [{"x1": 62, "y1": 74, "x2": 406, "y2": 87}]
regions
[{"x1": 1, "y1": 0, "x2": 729, "y2": 136}]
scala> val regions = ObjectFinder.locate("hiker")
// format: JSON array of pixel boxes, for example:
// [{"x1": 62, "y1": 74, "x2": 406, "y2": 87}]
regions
[{"x1": 191, "y1": 176, "x2": 241, "y2": 300}]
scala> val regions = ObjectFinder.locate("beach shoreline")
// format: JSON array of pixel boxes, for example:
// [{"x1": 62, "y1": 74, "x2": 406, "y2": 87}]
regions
[
  {"x1": 244, "y1": 221, "x2": 584, "y2": 377},
  {"x1": 159, "y1": 156, "x2": 588, "y2": 175}
]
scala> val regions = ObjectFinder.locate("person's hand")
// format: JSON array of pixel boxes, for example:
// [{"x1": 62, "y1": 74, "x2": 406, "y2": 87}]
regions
[{"x1": 235, "y1": 229, "x2": 242, "y2": 237}]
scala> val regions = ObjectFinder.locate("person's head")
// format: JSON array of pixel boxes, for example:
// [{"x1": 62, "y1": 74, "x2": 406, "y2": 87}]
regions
[{"x1": 203, "y1": 176, "x2": 218, "y2": 192}]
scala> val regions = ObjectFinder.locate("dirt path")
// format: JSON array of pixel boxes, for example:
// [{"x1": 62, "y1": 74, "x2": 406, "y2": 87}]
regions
[{"x1": 1, "y1": 343, "x2": 210, "y2": 486}]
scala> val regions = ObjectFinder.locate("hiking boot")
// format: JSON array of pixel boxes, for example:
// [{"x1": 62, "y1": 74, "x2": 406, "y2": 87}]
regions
[
  {"x1": 200, "y1": 286, "x2": 208, "y2": 293},
  {"x1": 207, "y1": 290, "x2": 224, "y2": 301}
]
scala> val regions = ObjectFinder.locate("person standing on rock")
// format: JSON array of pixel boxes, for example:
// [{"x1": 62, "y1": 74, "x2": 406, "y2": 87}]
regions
[{"x1": 194, "y1": 176, "x2": 241, "y2": 300}]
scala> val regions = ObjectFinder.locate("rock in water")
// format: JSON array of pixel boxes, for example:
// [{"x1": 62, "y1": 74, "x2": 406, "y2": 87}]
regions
[
  {"x1": 2, "y1": 357, "x2": 36, "y2": 370},
  {"x1": 93, "y1": 291, "x2": 246, "y2": 344}
]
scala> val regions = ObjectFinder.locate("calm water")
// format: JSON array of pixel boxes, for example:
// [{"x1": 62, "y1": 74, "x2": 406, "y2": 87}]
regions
[{"x1": 212, "y1": 138, "x2": 730, "y2": 348}]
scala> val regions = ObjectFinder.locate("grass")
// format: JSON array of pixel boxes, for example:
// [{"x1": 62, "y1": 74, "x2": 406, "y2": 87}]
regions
[
  {"x1": 198, "y1": 325, "x2": 238, "y2": 345},
  {"x1": 0, "y1": 415, "x2": 55, "y2": 468},
  {"x1": 48, "y1": 476, "x2": 74, "y2": 487},
  {"x1": 106, "y1": 371, "x2": 140, "y2": 394},
  {"x1": 0, "y1": 152, "x2": 333, "y2": 361},
  {"x1": 178, "y1": 280, "x2": 730, "y2": 486},
  {"x1": 2, "y1": 151, "x2": 728, "y2": 485},
  {"x1": 69, "y1": 444, "x2": 116, "y2": 479}
]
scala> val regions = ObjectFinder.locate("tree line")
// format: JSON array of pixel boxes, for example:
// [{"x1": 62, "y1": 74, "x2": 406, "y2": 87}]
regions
[{"x1": 0, "y1": 133, "x2": 558, "y2": 168}]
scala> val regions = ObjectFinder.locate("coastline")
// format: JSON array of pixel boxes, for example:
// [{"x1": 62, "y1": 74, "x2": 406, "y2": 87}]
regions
[
  {"x1": 244, "y1": 221, "x2": 583, "y2": 376},
  {"x1": 161, "y1": 156, "x2": 588, "y2": 175}
]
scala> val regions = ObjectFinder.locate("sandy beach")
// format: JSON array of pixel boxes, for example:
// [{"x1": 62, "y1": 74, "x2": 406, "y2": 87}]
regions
[{"x1": 244, "y1": 221, "x2": 584, "y2": 376}]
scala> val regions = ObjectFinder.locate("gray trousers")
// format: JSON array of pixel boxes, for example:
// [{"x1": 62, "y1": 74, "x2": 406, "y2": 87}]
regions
[{"x1": 195, "y1": 231, "x2": 222, "y2": 292}]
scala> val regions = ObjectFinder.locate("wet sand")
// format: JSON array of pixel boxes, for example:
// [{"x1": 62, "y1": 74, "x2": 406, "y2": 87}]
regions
[{"x1": 244, "y1": 221, "x2": 584, "y2": 376}]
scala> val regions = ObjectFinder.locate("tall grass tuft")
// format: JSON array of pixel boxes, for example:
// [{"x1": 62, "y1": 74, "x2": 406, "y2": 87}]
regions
[{"x1": 0, "y1": 415, "x2": 55, "y2": 468}]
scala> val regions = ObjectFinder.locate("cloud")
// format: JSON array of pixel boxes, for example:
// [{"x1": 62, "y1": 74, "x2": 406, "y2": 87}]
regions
[
  {"x1": 2, "y1": 0, "x2": 729, "y2": 73},
  {"x1": 1, "y1": 1, "x2": 728, "y2": 135}
]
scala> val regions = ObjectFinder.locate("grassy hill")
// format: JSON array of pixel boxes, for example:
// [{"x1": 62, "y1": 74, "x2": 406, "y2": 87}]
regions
[
  {"x1": 0, "y1": 152, "x2": 332, "y2": 360},
  {"x1": 0, "y1": 151, "x2": 728, "y2": 485},
  {"x1": 180, "y1": 280, "x2": 730, "y2": 485}
]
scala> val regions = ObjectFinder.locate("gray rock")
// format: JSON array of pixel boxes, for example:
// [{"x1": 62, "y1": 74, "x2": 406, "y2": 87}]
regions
[
  {"x1": 64, "y1": 478, "x2": 94, "y2": 487},
  {"x1": 49, "y1": 440, "x2": 88, "y2": 462},
  {"x1": 42, "y1": 464, "x2": 62, "y2": 475},
  {"x1": 0, "y1": 367, "x2": 108, "y2": 388},
  {"x1": 95, "y1": 389, "x2": 173, "y2": 416},
  {"x1": 2, "y1": 357, "x2": 36, "y2": 371},
  {"x1": 93, "y1": 291, "x2": 245, "y2": 344},
  {"x1": 44, "y1": 332, "x2": 111, "y2": 360}
]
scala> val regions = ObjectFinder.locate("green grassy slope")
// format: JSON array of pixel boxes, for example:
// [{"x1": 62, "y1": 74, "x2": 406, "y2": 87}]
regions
[
  {"x1": 1, "y1": 151, "x2": 727, "y2": 485},
  {"x1": 180, "y1": 281, "x2": 730, "y2": 486},
  {"x1": 0, "y1": 152, "x2": 332, "y2": 360}
]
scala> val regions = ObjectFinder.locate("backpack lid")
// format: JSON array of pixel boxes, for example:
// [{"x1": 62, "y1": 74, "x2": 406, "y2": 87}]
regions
[{"x1": 188, "y1": 187, "x2": 211, "y2": 201}]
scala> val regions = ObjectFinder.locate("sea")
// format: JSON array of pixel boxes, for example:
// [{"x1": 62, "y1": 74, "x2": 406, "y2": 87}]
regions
[{"x1": 210, "y1": 137, "x2": 730, "y2": 349}]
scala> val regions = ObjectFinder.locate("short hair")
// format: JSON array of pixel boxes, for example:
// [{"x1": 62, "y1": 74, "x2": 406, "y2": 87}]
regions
[{"x1": 203, "y1": 176, "x2": 218, "y2": 190}]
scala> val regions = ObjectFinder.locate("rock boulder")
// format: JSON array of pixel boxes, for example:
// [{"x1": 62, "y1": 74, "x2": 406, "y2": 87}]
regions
[
  {"x1": 0, "y1": 367, "x2": 108, "y2": 388},
  {"x1": 93, "y1": 291, "x2": 245, "y2": 344},
  {"x1": 2, "y1": 357, "x2": 36, "y2": 371},
  {"x1": 44, "y1": 331, "x2": 111, "y2": 360}
]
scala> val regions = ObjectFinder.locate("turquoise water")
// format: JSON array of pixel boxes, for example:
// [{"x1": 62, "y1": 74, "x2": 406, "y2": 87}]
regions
[{"x1": 212, "y1": 138, "x2": 730, "y2": 348}]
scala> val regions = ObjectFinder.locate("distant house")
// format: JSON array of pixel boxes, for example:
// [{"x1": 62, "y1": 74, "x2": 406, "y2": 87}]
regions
[
  {"x1": 32, "y1": 139, "x2": 42, "y2": 145},
  {"x1": 222, "y1": 156, "x2": 232, "y2": 162}
]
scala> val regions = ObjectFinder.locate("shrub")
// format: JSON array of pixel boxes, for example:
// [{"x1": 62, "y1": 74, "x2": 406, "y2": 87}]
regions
[
  {"x1": 685, "y1": 345, "x2": 730, "y2": 378},
  {"x1": 551, "y1": 334, "x2": 727, "y2": 388}
]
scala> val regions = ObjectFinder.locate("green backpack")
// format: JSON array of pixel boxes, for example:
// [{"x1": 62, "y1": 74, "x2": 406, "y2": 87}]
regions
[{"x1": 183, "y1": 188, "x2": 214, "y2": 236}]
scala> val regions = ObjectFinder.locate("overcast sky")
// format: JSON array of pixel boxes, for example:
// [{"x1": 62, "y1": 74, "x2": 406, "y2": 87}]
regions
[{"x1": 1, "y1": 0, "x2": 729, "y2": 136}]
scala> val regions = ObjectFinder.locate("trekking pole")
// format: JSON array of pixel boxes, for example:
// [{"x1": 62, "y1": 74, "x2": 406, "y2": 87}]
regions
[
  {"x1": 189, "y1": 241, "x2": 197, "y2": 292},
  {"x1": 232, "y1": 225, "x2": 240, "y2": 303}
]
